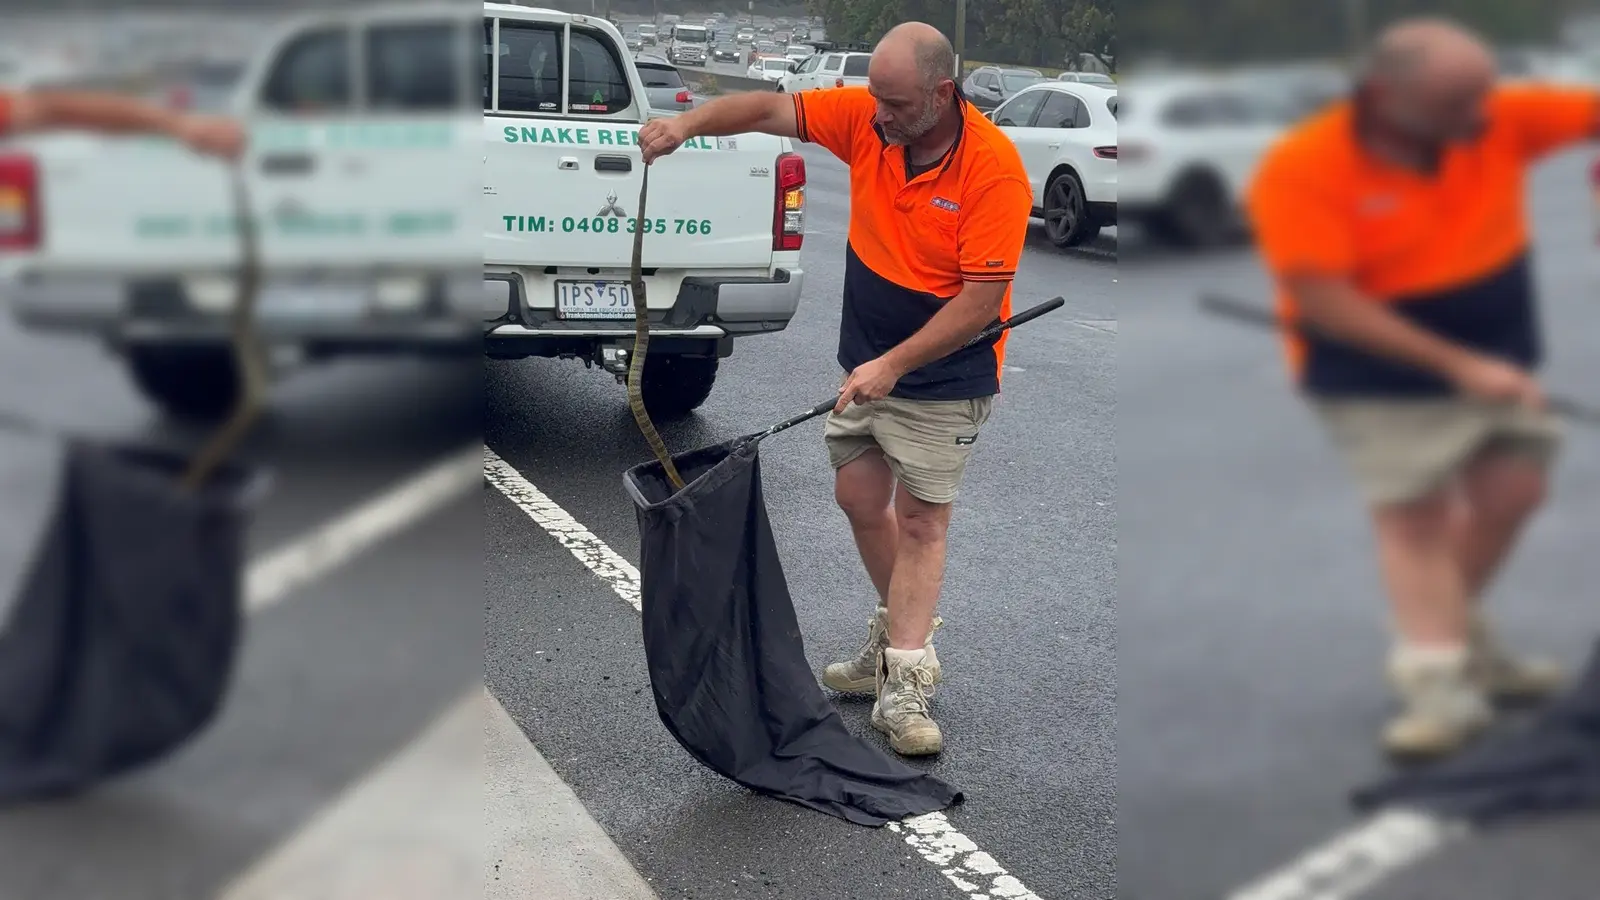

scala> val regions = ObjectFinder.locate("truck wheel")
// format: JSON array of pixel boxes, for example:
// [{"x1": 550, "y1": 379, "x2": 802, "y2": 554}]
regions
[
  {"x1": 632, "y1": 354, "x2": 718, "y2": 421},
  {"x1": 126, "y1": 346, "x2": 240, "y2": 421}
]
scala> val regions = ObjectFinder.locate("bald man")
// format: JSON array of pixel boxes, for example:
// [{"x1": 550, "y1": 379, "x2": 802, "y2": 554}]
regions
[
  {"x1": 639, "y1": 24, "x2": 1033, "y2": 756},
  {"x1": 1246, "y1": 17, "x2": 1598, "y2": 759},
  {"x1": 0, "y1": 89, "x2": 244, "y2": 157}
]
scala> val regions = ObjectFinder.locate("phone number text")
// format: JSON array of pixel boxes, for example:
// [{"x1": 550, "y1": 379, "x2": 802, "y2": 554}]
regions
[{"x1": 501, "y1": 215, "x2": 714, "y2": 235}]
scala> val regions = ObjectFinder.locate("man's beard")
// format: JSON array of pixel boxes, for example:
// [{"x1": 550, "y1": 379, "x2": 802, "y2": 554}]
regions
[{"x1": 882, "y1": 98, "x2": 943, "y2": 145}]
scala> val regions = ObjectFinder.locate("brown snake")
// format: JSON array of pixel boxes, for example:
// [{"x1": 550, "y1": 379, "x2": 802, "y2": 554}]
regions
[
  {"x1": 181, "y1": 160, "x2": 267, "y2": 492},
  {"x1": 627, "y1": 162, "x2": 687, "y2": 492}
]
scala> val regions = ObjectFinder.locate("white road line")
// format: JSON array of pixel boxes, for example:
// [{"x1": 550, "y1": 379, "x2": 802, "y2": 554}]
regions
[
  {"x1": 887, "y1": 813, "x2": 1043, "y2": 900},
  {"x1": 482, "y1": 447, "x2": 641, "y2": 612},
  {"x1": 246, "y1": 444, "x2": 484, "y2": 613},
  {"x1": 484, "y1": 447, "x2": 1042, "y2": 900},
  {"x1": 1225, "y1": 810, "x2": 1466, "y2": 900}
]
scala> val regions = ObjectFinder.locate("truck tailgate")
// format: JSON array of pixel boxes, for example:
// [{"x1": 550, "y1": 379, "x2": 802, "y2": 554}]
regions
[
  {"x1": 484, "y1": 116, "x2": 789, "y2": 270},
  {"x1": 12, "y1": 118, "x2": 478, "y2": 276}
]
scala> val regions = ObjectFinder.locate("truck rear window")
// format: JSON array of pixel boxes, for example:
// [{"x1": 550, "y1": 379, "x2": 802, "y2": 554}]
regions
[
  {"x1": 843, "y1": 55, "x2": 869, "y2": 77},
  {"x1": 489, "y1": 19, "x2": 631, "y2": 115}
]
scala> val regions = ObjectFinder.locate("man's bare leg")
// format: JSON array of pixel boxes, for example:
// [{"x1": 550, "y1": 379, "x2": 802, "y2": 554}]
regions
[
  {"x1": 885, "y1": 489, "x2": 952, "y2": 651},
  {"x1": 834, "y1": 450, "x2": 898, "y2": 603},
  {"x1": 1372, "y1": 484, "x2": 1493, "y2": 757},
  {"x1": 869, "y1": 486, "x2": 953, "y2": 756},
  {"x1": 1375, "y1": 486, "x2": 1471, "y2": 646},
  {"x1": 1452, "y1": 450, "x2": 1561, "y2": 700},
  {"x1": 1453, "y1": 450, "x2": 1547, "y2": 599},
  {"x1": 823, "y1": 451, "x2": 935, "y2": 697}
]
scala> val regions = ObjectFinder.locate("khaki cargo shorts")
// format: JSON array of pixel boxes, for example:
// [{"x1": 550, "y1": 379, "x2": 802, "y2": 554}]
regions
[
  {"x1": 1308, "y1": 396, "x2": 1563, "y2": 507},
  {"x1": 824, "y1": 395, "x2": 995, "y2": 505}
]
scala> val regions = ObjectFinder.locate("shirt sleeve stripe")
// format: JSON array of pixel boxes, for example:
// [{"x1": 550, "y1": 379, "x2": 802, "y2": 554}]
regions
[{"x1": 792, "y1": 94, "x2": 809, "y2": 143}]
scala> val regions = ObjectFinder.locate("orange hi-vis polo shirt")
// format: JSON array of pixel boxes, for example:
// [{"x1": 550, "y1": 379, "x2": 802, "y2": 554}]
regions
[
  {"x1": 1246, "y1": 84, "x2": 1600, "y2": 397},
  {"x1": 791, "y1": 85, "x2": 1033, "y2": 400}
]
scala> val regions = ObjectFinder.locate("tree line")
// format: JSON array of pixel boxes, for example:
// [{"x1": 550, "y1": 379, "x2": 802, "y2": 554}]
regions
[
  {"x1": 807, "y1": 0, "x2": 1114, "y2": 71},
  {"x1": 807, "y1": 0, "x2": 1599, "y2": 72},
  {"x1": 1125, "y1": 0, "x2": 1581, "y2": 64}
]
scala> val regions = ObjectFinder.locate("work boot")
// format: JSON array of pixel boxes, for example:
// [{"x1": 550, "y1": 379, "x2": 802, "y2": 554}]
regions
[
  {"x1": 1467, "y1": 614, "x2": 1564, "y2": 705},
  {"x1": 821, "y1": 606, "x2": 941, "y2": 696},
  {"x1": 871, "y1": 647, "x2": 943, "y2": 756},
  {"x1": 1382, "y1": 646, "x2": 1494, "y2": 761}
]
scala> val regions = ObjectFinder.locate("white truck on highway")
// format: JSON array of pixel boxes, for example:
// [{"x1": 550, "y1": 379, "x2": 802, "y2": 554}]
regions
[
  {"x1": 484, "y1": 4, "x2": 808, "y2": 419},
  {"x1": 0, "y1": 3, "x2": 481, "y2": 419},
  {"x1": 667, "y1": 23, "x2": 711, "y2": 68}
]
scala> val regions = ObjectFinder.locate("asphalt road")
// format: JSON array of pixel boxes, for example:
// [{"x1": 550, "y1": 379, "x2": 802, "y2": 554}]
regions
[
  {"x1": 0, "y1": 313, "x2": 482, "y2": 897},
  {"x1": 1118, "y1": 145, "x2": 1600, "y2": 900},
  {"x1": 484, "y1": 140, "x2": 1118, "y2": 899}
]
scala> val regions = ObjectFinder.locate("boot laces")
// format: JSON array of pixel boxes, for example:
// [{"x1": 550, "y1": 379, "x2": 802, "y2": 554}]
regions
[{"x1": 885, "y1": 663, "x2": 937, "y2": 718}]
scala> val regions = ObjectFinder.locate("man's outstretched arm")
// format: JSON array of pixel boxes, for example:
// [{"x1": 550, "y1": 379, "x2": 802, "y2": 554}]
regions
[
  {"x1": 638, "y1": 92, "x2": 797, "y2": 163},
  {"x1": 1, "y1": 90, "x2": 245, "y2": 158}
]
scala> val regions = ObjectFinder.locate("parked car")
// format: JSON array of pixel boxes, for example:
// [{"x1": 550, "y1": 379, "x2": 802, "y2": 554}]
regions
[
  {"x1": 780, "y1": 50, "x2": 869, "y2": 93},
  {"x1": 711, "y1": 41, "x2": 742, "y2": 64},
  {"x1": 748, "y1": 55, "x2": 793, "y2": 83},
  {"x1": 963, "y1": 65, "x2": 1046, "y2": 111},
  {"x1": 635, "y1": 56, "x2": 693, "y2": 113},
  {"x1": 991, "y1": 83, "x2": 1118, "y2": 248},
  {"x1": 1116, "y1": 74, "x2": 1295, "y2": 247},
  {"x1": 1058, "y1": 71, "x2": 1116, "y2": 87}
]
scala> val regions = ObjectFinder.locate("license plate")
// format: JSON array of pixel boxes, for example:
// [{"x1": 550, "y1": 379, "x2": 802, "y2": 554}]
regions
[
  {"x1": 556, "y1": 280, "x2": 635, "y2": 319},
  {"x1": 259, "y1": 286, "x2": 370, "y2": 319}
]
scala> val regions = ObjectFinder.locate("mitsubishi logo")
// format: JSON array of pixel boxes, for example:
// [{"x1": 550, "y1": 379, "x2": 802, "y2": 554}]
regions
[{"x1": 596, "y1": 192, "x2": 627, "y2": 218}]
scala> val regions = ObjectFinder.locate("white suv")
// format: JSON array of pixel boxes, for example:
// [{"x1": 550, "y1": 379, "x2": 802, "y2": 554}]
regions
[
  {"x1": 991, "y1": 83, "x2": 1118, "y2": 249},
  {"x1": 1116, "y1": 75, "x2": 1295, "y2": 248},
  {"x1": 780, "y1": 51, "x2": 870, "y2": 93}
]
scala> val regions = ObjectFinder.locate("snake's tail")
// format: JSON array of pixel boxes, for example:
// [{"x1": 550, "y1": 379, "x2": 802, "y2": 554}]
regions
[
  {"x1": 627, "y1": 163, "x2": 687, "y2": 492},
  {"x1": 181, "y1": 161, "x2": 266, "y2": 492}
]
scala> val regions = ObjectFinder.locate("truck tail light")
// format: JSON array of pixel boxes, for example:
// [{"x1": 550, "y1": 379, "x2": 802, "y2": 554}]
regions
[
  {"x1": 0, "y1": 154, "x2": 42, "y2": 252},
  {"x1": 676, "y1": 89, "x2": 692, "y2": 104},
  {"x1": 773, "y1": 151, "x2": 805, "y2": 251},
  {"x1": 1093, "y1": 145, "x2": 1117, "y2": 160}
]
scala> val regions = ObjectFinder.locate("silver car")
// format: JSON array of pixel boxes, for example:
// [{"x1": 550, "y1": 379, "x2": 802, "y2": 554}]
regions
[
  {"x1": 962, "y1": 65, "x2": 1047, "y2": 111},
  {"x1": 636, "y1": 58, "x2": 694, "y2": 114}
]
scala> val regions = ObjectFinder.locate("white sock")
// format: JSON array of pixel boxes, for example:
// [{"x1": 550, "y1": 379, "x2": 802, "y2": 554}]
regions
[
  {"x1": 1393, "y1": 643, "x2": 1469, "y2": 671},
  {"x1": 884, "y1": 646, "x2": 927, "y2": 665}
]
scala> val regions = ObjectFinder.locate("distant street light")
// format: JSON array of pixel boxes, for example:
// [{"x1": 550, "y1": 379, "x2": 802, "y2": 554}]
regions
[
  {"x1": 1345, "y1": 0, "x2": 1367, "y2": 63},
  {"x1": 954, "y1": 0, "x2": 966, "y2": 79}
]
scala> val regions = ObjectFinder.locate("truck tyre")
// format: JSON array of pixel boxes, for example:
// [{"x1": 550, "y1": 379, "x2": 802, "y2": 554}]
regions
[
  {"x1": 127, "y1": 346, "x2": 240, "y2": 421},
  {"x1": 633, "y1": 354, "x2": 718, "y2": 421}
]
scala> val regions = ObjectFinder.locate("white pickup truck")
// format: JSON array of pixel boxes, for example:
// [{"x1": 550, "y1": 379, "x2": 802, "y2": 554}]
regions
[
  {"x1": 483, "y1": 4, "x2": 807, "y2": 419},
  {"x1": 0, "y1": 4, "x2": 482, "y2": 419}
]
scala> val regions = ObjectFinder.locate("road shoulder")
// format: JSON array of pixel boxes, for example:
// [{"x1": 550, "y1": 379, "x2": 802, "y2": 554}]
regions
[{"x1": 484, "y1": 687, "x2": 660, "y2": 900}]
